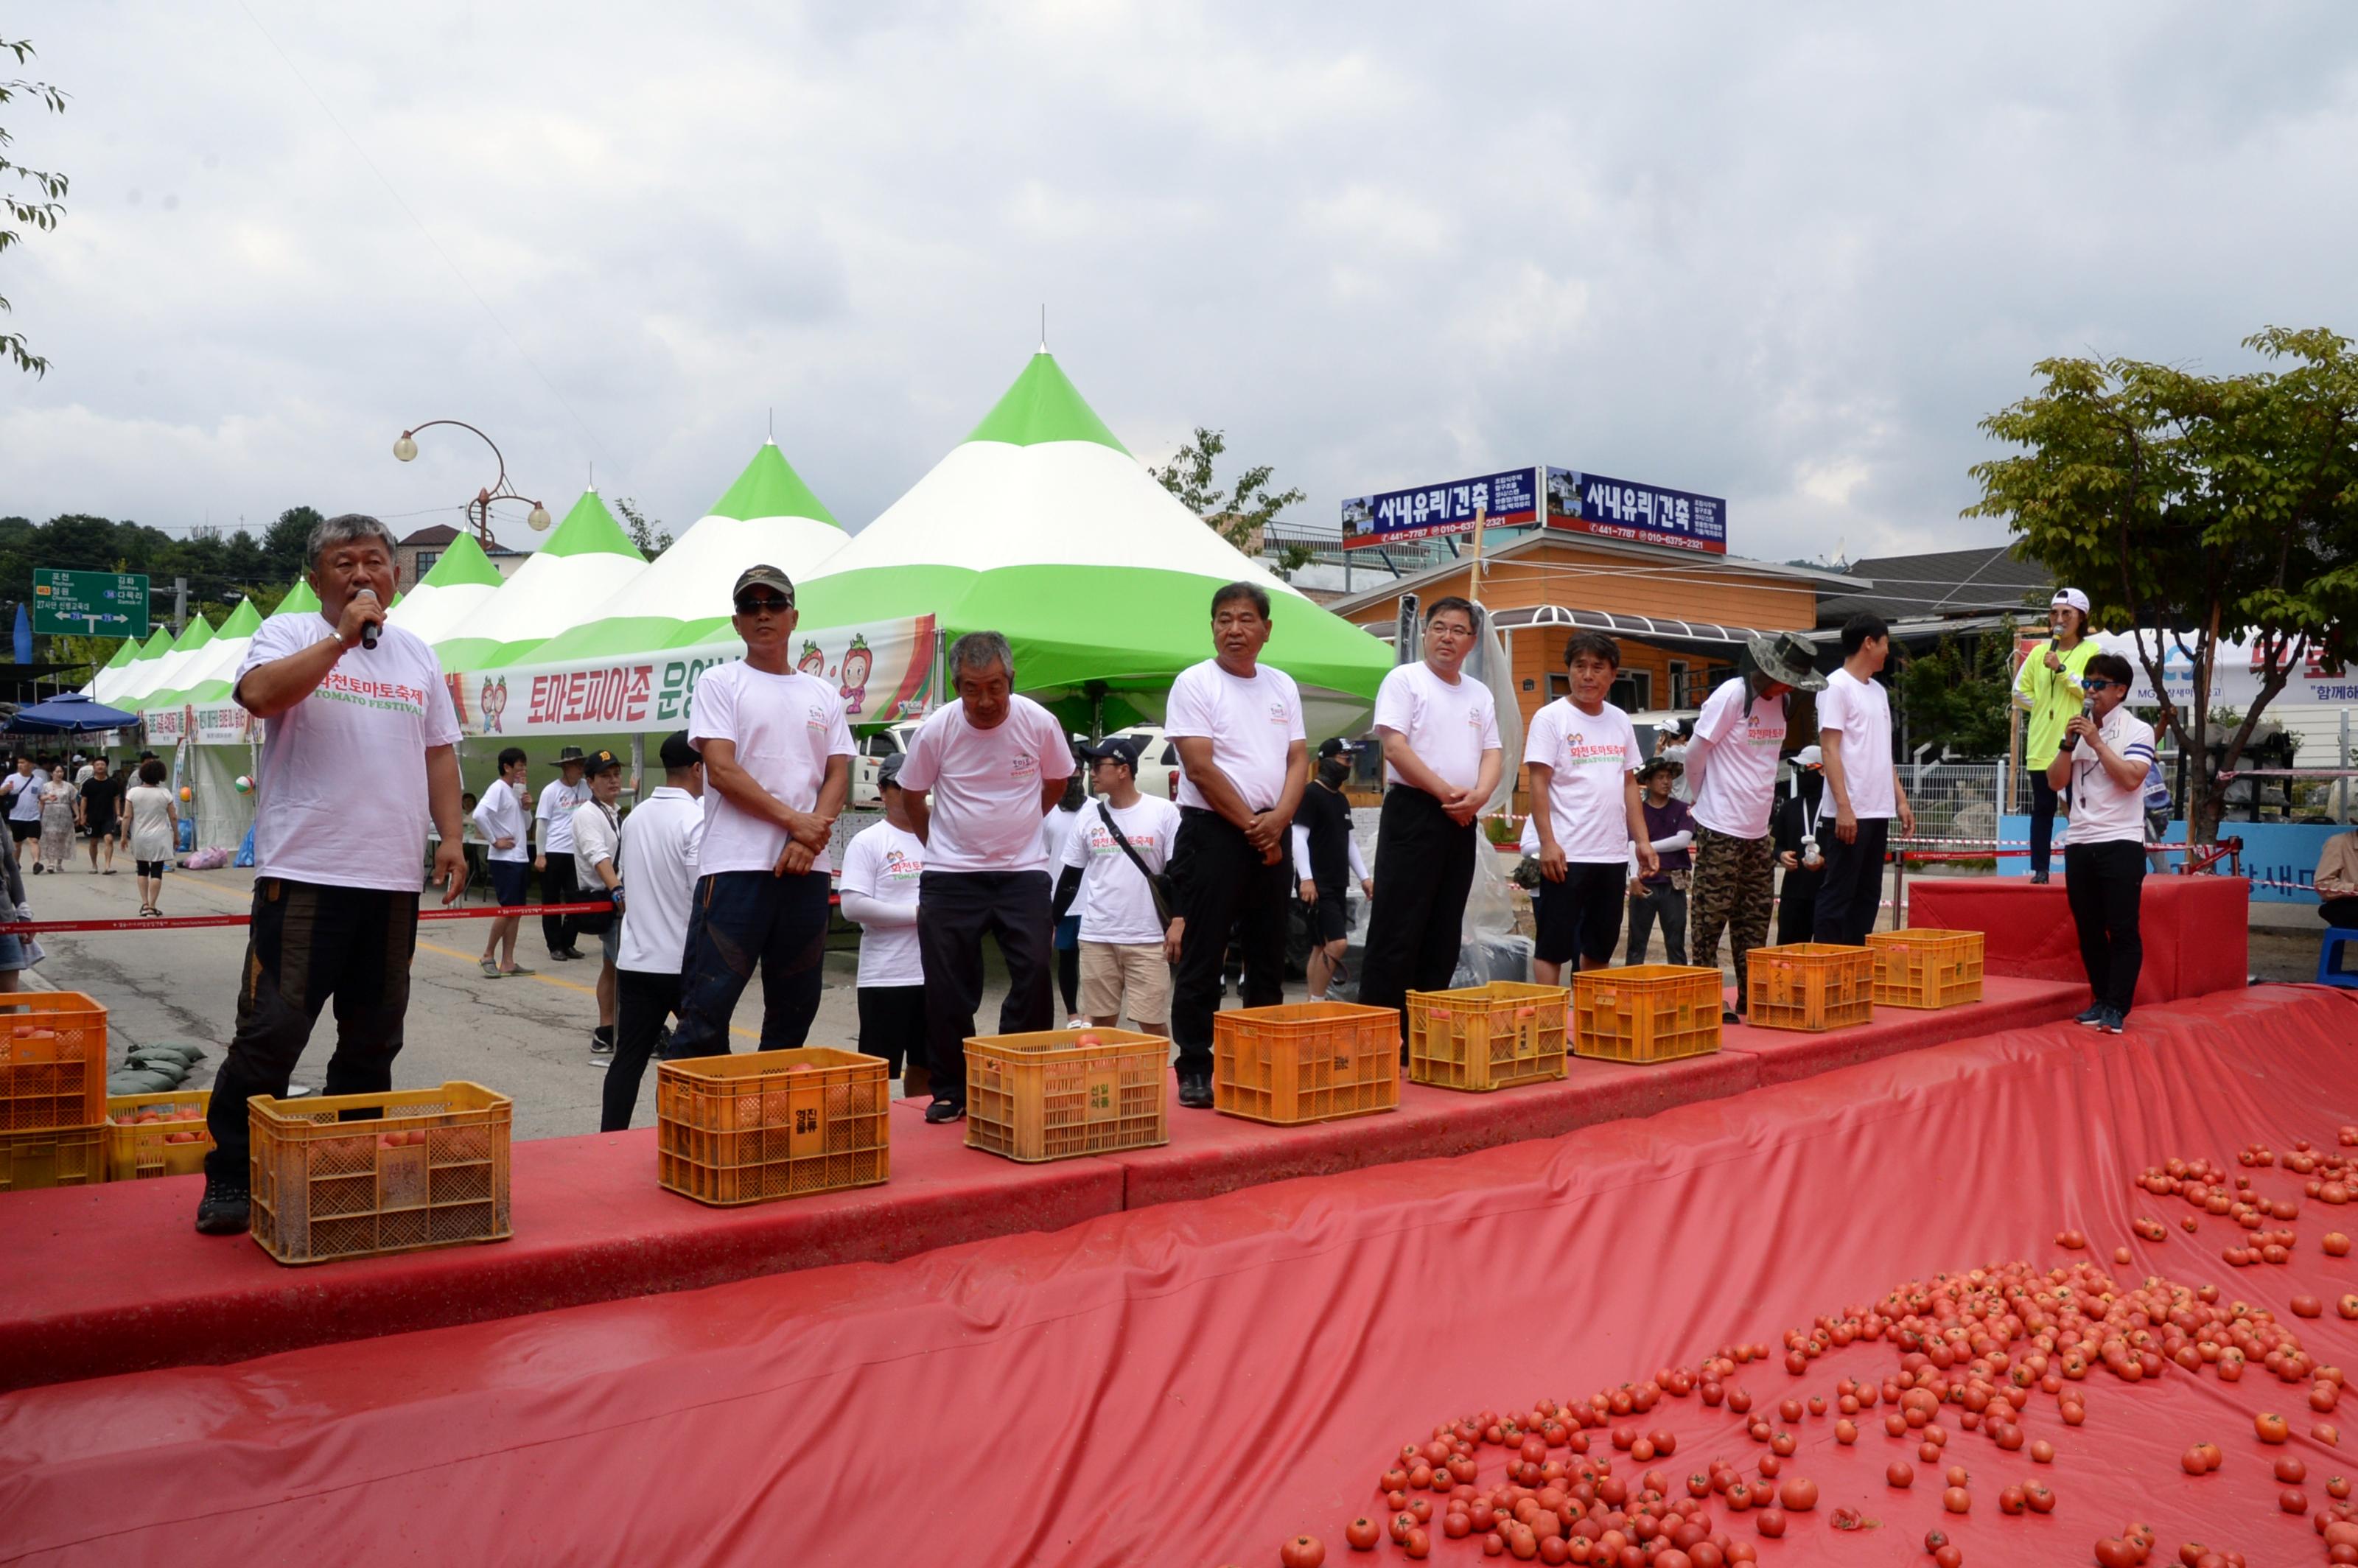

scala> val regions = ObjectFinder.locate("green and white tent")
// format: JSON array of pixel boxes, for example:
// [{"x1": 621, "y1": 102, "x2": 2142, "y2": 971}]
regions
[
  {"x1": 432, "y1": 489, "x2": 646, "y2": 672},
  {"x1": 85, "y1": 637, "x2": 139, "y2": 702},
  {"x1": 386, "y1": 533, "x2": 506, "y2": 648},
  {"x1": 794, "y1": 350, "x2": 1390, "y2": 733},
  {"x1": 148, "y1": 598, "x2": 264, "y2": 709},
  {"x1": 522, "y1": 439, "x2": 844, "y2": 665},
  {"x1": 102, "y1": 628, "x2": 176, "y2": 707},
  {"x1": 119, "y1": 617, "x2": 214, "y2": 709}
]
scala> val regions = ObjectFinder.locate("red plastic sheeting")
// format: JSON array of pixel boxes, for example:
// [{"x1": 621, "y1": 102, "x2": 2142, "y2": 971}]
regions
[
  {"x1": 0, "y1": 1098, "x2": 1123, "y2": 1391},
  {"x1": 1909, "y1": 872, "x2": 2251, "y2": 1005},
  {"x1": 0, "y1": 979, "x2": 2079, "y2": 1389},
  {"x1": 5, "y1": 985, "x2": 2357, "y2": 1567}
]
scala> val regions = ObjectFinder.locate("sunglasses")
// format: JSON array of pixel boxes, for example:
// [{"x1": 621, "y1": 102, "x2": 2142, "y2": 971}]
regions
[
  {"x1": 2082, "y1": 679, "x2": 2118, "y2": 692},
  {"x1": 734, "y1": 595, "x2": 794, "y2": 615}
]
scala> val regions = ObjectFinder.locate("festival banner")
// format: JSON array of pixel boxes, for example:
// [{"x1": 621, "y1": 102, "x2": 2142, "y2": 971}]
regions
[
  {"x1": 448, "y1": 614, "x2": 939, "y2": 739},
  {"x1": 140, "y1": 701, "x2": 260, "y2": 746}
]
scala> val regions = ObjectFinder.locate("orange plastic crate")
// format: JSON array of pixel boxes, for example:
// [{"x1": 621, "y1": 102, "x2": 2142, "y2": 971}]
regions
[
  {"x1": 0, "y1": 992, "x2": 108, "y2": 1133},
  {"x1": 658, "y1": 1047, "x2": 889, "y2": 1205},
  {"x1": 248, "y1": 1082, "x2": 512, "y2": 1264},
  {"x1": 1407, "y1": 981, "x2": 1570, "y2": 1092},
  {"x1": 0, "y1": 1124, "x2": 105, "y2": 1191},
  {"x1": 1572, "y1": 965, "x2": 1724, "y2": 1063},
  {"x1": 107, "y1": 1091, "x2": 214, "y2": 1180},
  {"x1": 1867, "y1": 929, "x2": 1985, "y2": 1009},
  {"x1": 967, "y1": 1027, "x2": 1168, "y2": 1161},
  {"x1": 1214, "y1": 1002, "x2": 1399, "y2": 1124},
  {"x1": 1746, "y1": 943, "x2": 1876, "y2": 1032}
]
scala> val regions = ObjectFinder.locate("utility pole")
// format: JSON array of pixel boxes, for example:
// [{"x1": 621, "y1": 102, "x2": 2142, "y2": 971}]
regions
[{"x1": 174, "y1": 577, "x2": 188, "y2": 636}]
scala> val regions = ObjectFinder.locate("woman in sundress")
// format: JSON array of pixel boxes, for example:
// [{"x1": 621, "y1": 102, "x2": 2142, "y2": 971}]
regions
[{"x1": 36, "y1": 769, "x2": 78, "y2": 875}]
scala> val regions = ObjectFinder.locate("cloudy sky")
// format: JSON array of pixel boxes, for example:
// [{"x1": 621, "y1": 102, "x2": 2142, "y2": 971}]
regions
[{"x1": 4, "y1": 3, "x2": 2354, "y2": 567}]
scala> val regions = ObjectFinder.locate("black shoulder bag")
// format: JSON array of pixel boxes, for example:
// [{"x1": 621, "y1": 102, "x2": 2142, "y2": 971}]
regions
[{"x1": 1096, "y1": 801, "x2": 1173, "y2": 931}]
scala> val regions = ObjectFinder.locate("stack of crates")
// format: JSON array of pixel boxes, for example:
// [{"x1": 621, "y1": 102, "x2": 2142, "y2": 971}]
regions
[
  {"x1": 0, "y1": 993, "x2": 109, "y2": 1192},
  {"x1": 1746, "y1": 943, "x2": 1876, "y2": 1032}
]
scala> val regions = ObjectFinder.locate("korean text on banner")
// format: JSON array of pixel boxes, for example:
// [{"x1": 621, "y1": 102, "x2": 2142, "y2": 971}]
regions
[
  {"x1": 449, "y1": 615, "x2": 937, "y2": 739},
  {"x1": 1340, "y1": 468, "x2": 1539, "y2": 550},
  {"x1": 141, "y1": 703, "x2": 258, "y2": 746},
  {"x1": 1544, "y1": 467, "x2": 1726, "y2": 555}
]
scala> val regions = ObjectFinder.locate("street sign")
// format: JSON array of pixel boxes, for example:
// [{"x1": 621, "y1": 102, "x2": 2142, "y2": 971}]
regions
[{"x1": 32, "y1": 569, "x2": 150, "y2": 637}]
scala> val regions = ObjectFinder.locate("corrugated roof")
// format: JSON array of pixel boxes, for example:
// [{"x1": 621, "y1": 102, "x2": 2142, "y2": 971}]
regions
[{"x1": 1818, "y1": 544, "x2": 2051, "y2": 626}]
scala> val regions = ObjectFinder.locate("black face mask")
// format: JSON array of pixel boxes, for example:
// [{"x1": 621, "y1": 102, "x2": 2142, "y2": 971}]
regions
[{"x1": 1317, "y1": 758, "x2": 1351, "y2": 788}]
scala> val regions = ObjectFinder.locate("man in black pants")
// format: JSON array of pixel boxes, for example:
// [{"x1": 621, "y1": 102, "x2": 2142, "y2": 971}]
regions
[
  {"x1": 901, "y1": 630, "x2": 1076, "y2": 1123},
  {"x1": 1291, "y1": 739, "x2": 1371, "y2": 1001},
  {"x1": 1813, "y1": 613, "x2": 1916, "y2": 945},
  {"x1": 534, "y1": 746, "x2": 590, "y2": 960},
  {"x1": 197, "y1": 513, "x2": 468, "y2": 1233},
  {"x1": 1771, "y1": 746, "x2": 1826, "y2": 945},
  {"x1": 2049, "y1": 651, "x2": 2158, "y2": 1033},
  {"x1": 1164, "y1": 582, "x2": 1309, "y2": 1109},
  {"x1": 1359, "y1": 596, "x2": 1502, "y2": 1029},
  {"x1": 601, "y1": 732, "x2": 704, "y2": 1130}
]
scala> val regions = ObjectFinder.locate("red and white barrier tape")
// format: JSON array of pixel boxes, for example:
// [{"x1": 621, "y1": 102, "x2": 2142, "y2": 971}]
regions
[{"x1": 0, "y1": 900, "x2": 616, "y2": 937}]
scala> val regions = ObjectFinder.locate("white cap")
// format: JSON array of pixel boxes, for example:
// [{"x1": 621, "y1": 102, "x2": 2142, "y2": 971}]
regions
[
  {"x1": 1792, "y1": 745, "x2": 1824, "y2": 769},
  {"x1": 2051, "y1": 587, "x2": 2090, "y2": 615}
]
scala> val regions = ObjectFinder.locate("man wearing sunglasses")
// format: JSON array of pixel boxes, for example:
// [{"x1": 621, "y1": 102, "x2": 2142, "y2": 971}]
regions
[
  {"x1": 664, "y1": 566, "x2": 855, "y2": 1058},
  {"x1": 2046, "y1": 651, "x2": 2155, "y2": 1034}
]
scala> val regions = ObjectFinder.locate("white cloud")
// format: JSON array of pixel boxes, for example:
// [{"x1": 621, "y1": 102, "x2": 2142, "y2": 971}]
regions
[{"x1": 2, "y1": 0, "x2": 2354, "y2": 578}]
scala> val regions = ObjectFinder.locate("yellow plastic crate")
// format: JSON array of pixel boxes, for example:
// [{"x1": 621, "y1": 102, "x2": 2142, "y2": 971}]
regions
[
  {"x1": 1407, "y1": 981, "x2": 1570, "y2": 1092},
  {"x1": 1746, "y1": 943, "x2": 1875, "y2": 1032},
  {"x1": 1866, "y1": 929, "x2": 1985, "y2": 1009},
  {"x1": 1214, "y1": 1002, "x2": 1399, "y2": 1124},
  {"x1": 1572, "y1": 965, "x2": 1724, "y2": 1063},
  {"x1": 658, "y1": 1048, "x2": 889, "y2": 1205},
  {"x1": 106, "y1": 1091, "x2": 214, "y2": 1181},
  {"x1": 967, "y1": 1028, "x2": 1168, "y2": 1161},
  {"x1": 248, "y1": 1082, "x2": 511, "y2": 1264},
  {"x1": 0, "y1": 1124, "x2": 105, "y2": 1191}
]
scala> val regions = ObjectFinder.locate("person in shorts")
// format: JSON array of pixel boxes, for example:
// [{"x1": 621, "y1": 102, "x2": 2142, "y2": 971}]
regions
[
  {"x1": 1061, "y1": 735, "x2": 1183, "y2": 1035},
  {"x1": 3, "y1": 756, "x2": 42, "y2": 869},
  {"x1": 1290, "y1": 737, "x2": 1371, "y2": 1000},
  {"x1": 471, "y1": 746, "x2": 534, "y2": 976},
  {"x1": 77, "y1": 755, "x2": 124, "y2": 875},
  {"x1": 1523, "y1": 631, "x2": 1654, "y2": 983}
]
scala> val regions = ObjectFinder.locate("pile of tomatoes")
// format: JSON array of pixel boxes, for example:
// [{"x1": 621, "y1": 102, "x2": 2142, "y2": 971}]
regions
[{"x1": 127, "y1": 1103, "x2": 207, "y2": 1145}]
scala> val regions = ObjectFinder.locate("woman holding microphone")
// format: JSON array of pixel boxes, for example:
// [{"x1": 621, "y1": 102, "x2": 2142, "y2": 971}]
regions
[{"x1": 2013, "y1": 587, "x2": 2100, "y2": 883}]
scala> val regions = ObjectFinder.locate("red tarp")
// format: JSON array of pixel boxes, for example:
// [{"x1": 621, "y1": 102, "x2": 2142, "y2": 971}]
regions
[
  {"x1": 2, "y1": 985, "x2": 2355, "y2": 1567},
  {"x1": 1909, "y1": 873, "x2": 2251, "y2": 1007}
]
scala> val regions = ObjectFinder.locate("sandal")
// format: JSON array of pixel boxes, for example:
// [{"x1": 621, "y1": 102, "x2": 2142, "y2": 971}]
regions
[{"x1": 480, "y1": 959, "x2": 504, "y2": 978}]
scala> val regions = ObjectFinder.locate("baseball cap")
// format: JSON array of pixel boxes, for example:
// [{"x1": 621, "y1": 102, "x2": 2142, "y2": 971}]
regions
[
  {"x1": 875, "y1": 752, "x2": 907, "y2": 790},
  {"x1": 1792, "y1": 745, "x2": 1824, "y2": 769},
  {"x1": 2051, "y1": 587, "x2": 2091, "y2": 615},
  {"x1": 1316, "y1": 737, "x2": 1359, "y2": 760},
  {"x1": 582, "y1": 748, "x2": 623, "y2": 777},
  {"x1": 1083, "y1": 735, "x2": 1141, "y2": 769},
  {"x1": 732, "y1": 565, "x2": 796, "y2": 606},
  {"x1": 658, "y1": 731, "x2": 701, "y2": 769}
]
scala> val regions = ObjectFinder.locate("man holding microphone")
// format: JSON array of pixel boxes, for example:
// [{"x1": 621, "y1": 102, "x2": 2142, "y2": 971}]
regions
[
  {"x1": 197, "y1": 514, "x2": 466, "y2": 1235},
  {"x1": 2049, "y1": 652, "x2": 2155, "y2": 1032}
]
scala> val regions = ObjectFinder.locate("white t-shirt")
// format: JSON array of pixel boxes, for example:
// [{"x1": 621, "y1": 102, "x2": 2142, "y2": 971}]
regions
[
  {"x1": 536, "y1": 775, "x2": 587, "y2": 855},
  {"x1": 838, "y1": 821, "x2": 926, "y2": 987},
  {"x1": 1687, "y1": 676, "x2": 1789, "y2": 841},
  {"x1": 1522, "y1": 698, "x2": 1641, "y2": 864},
  {"x1": 1374, "y1": 659, "x2": 1501, "y2": 794},
  {"x1": 1164, "y1": 659, "x2": 1306, "y2": 813},
  {"x1": 1061, "y1": 795, "x2": 1183, "y2": 945},
  {"x1": 615, "y1": 785, "x2": 704, "y2": 974},
  {"x1": 236, "y1": 613, "x2": 461, "y2": 892},
  {"x1": 1040, "y1": 805, "x2": 1083, "y2": 878},
  {"x1": 472, "y1": 777, "x2": 529, "y2": 862},
  {"x1": 688, "y1": 662, "x2": 856, "y2": 876},
  {"x1": 3, "y1": 771, "x2": 40, "y2": 822},
  {"x1": 1817, "y1": 668, "x2": 1897, "y2": 821},
  {"x1": 895, "y1": 695, "x2": 1073, "y2": 875},
  {"x1": 2068, "y1": 707, "x2": 2158, "y2": 845},
  {"x1": 572, "y1": 797, "x2": 620, "y2": 878}
]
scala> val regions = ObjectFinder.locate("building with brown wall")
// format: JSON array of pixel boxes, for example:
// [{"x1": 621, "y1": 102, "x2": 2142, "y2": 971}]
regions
[{"x1": 395, "y1": 524, "x2": 527, "y2": 590}]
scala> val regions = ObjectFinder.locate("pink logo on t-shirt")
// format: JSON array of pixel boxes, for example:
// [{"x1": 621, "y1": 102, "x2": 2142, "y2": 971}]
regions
[
  {"x1": 1268, "y1": 702, "x2": 1290, "y2": 724},
  {"x1": 1011, "y1": 753, "x2": 1038, "y2": 780},
  {"x1": 805, "y1": 702, "x2": 831, "y2": 732}
]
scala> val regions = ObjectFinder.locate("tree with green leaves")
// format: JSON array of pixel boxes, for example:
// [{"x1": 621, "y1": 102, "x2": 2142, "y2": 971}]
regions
[
  {"x1": 615, "y1": 496, "x2": 672, "y2": 561},
  {"x1": 1895, "y1": 623, "x2": 2018, "y2": 760},
  {"x1": 1966, "y1": 326, "x2": 2358, "y2": 844},
  {"x1": 1, "y1": 35, "x2": 67, "y2": 377},
  {"x1": 1151, "y1": 427, "x2": 1312, "y2": 573}
]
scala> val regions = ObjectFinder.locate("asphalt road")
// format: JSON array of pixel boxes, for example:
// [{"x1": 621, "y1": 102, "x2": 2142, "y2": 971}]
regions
[{"x1": 15, "y1": 854, "x2": 932, "y2": 1141}]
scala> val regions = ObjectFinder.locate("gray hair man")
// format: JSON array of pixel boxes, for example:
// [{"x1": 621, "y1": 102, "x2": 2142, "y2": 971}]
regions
[
  {"x1": 197, "y1": 511, "x2": 466, "y2": 1236},
  {"x1": 898, "y1": 629, "x2": 1076, "y2": 1123}
]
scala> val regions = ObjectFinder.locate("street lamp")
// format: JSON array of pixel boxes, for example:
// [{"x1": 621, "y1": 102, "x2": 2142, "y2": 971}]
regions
[{"x1": 392, "y1": 419, "x2": 553, "y2": 545}]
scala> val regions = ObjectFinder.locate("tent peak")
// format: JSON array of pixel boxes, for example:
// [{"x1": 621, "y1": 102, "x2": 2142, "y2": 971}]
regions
[{"x1": 963, "y1": 350, "x2": 1130, "y2": 455}]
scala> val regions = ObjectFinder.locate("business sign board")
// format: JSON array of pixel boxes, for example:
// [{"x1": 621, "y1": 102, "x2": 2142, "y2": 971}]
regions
[
  {"x1": 1340, "y1": 467, "x2": 1539, "y2": 549},
  {"x1": 32, "y1": 569, "x2": 150, "y2": 637},
  {"x1": 1543, "y1": 468, "x2": 1726, "y2": 556}
]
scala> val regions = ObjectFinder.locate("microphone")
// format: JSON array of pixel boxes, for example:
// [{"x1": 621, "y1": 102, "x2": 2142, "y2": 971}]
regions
[
  {"x1": 357, "y1": 587, "x2": 379, "y2": 650},
  {"x1": 2060, "y1": 693, "x2": 2096, "y2": 752}
]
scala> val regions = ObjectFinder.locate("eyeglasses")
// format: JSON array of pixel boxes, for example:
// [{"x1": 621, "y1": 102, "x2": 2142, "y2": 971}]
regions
[
  {"x1": 2082, "y1": 680, "x2": 2118, "y2": 692},
  {"x1": 734, "y1": 595, "x2": 793, "y2": 616}
]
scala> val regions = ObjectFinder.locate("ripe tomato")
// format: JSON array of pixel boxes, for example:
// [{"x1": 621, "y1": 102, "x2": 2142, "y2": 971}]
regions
[
  {"x1": 1343, "y1": 1518, "x2": 1379, "y2": 1552},
  {"x1": 1279, "y1": 1535, "x2": 1326, "y2": 1568}
]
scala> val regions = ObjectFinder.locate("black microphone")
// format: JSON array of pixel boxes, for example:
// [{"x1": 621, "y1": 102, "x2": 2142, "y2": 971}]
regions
[
  {"x1": 357, "y1": 587, "x2": 379, "y2": 650},
  {"x1": 2059, "y1": 693, "x2": 2096, "y2": 752}
]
